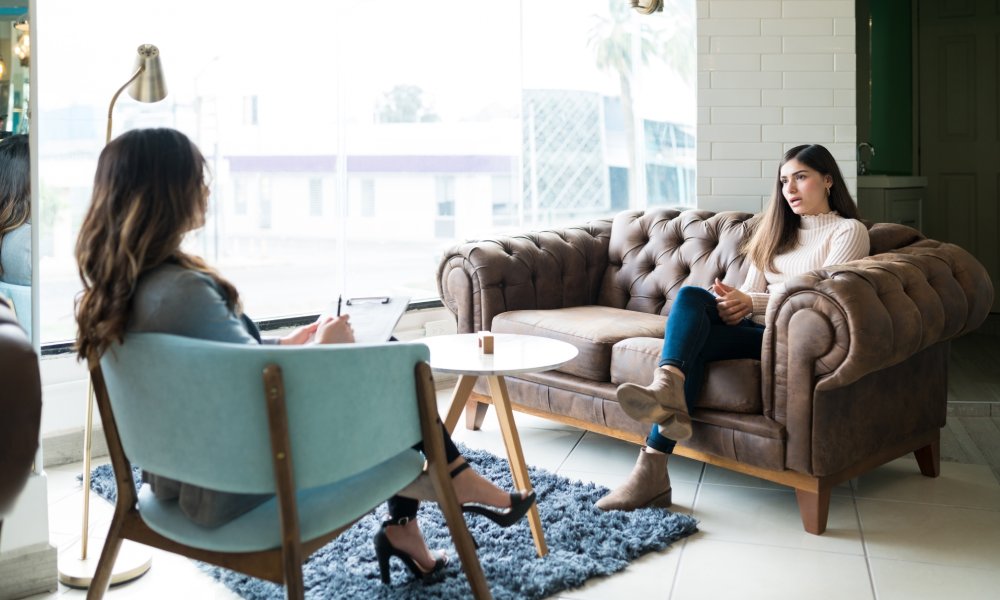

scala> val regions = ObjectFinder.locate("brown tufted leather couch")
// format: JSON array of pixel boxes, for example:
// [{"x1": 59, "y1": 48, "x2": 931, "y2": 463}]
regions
[
  {"x1": 438, "y1": 209, "x2": 994, "y2": 534},
  {"x1": 0, "y1": 297, "x2": 42, "y2": 535}
]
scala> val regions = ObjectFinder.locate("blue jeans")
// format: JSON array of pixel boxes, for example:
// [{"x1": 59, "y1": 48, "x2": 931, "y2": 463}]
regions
[
  {"x1": 646, "y1": 286, "x2": 765, "y2": 454},
  {"x1": 387, "y1": 423, "x2": 462, "y2": 520}
]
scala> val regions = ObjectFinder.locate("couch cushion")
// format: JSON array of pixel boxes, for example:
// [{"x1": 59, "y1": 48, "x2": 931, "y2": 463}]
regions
[
  {"x1": 610, "y1": 337, "x2": 762, "y2": 414},
  {"x1": 491, "y1": 306, "x2": 667, "y2": 382}
]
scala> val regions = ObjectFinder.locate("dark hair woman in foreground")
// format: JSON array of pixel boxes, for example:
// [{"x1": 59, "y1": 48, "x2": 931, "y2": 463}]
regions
[{"x1": 75, "y1": 128, "x2": 535, "y2": 583}]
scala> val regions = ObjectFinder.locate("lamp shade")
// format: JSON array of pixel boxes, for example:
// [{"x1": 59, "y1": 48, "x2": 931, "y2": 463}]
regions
[
  {"x1": 630, "y1": 0, "x2": 663, "y2": 14},
  {"x1": 127, "y1": 44, "x2": 167, "y2": 103}
]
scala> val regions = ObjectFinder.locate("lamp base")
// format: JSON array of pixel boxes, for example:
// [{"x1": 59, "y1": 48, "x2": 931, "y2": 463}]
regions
[{"x1": 57, "y1": 539, "x2": 152, "y2": 589}]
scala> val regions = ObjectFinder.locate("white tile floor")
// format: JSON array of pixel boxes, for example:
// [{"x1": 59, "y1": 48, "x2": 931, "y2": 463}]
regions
[{"x1": 27, "y1": 394, "x2": 1000, "y2": 600}]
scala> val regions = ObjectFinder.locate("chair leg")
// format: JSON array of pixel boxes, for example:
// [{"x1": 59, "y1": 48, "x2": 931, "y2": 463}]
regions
[
  {"x1": 428, "y1": 461, "x2": 492, "y2": 600},
  {"x1": 283, "y1": 561, "x2": 304, "y2": 600},
  {"x1": 914, "y1": 437, "x2": 941, "y2": 478},
  {"x1": 85, "y1": 516, "x2": 126, "y2": 600},
  {"x1": 795, "y1": 488, "x2": 831, "y2": 536},
  {"x1": 465, "y1": 398, "x2": 489, "y2": 431}
]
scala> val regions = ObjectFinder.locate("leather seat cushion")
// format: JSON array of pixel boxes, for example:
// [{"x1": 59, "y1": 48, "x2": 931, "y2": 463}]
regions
[
  {"x1": 610, "y1": 337, "x2": 762, "y2": 414},
  {"x1": 491, "y1": 306, "x2": 667, "y2": 382}
]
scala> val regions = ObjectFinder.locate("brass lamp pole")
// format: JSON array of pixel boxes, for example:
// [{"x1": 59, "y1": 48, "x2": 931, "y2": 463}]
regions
[{"x1": 58, "y1": 44, "x2": 167, "y2": 589}]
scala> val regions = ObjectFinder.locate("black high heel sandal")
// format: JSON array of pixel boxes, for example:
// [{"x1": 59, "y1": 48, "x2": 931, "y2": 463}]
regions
[
  {"x1": 450, "y1": 462, "x2": 537, "y2": 528},
  {"x1": 374, "y1": 517, "x2": 448, "y2": 584}
]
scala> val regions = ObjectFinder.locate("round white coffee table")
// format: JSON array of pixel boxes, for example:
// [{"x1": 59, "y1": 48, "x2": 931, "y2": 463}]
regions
[{"x1": 420, "y1": 333, "x2": 578, "y2": 557}]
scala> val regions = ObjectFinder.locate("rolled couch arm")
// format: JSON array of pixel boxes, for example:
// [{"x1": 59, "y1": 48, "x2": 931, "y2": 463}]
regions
[
  {"x1": 761, "y1": 239, "x2": 994, "y2": 422},
  {"x1": 437, "y1": 220, "x2": 613, "y2": 333}
]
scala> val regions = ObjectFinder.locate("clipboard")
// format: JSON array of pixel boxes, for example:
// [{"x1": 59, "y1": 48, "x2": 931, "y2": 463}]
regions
[{"x1": 328, "y1": 295, "x2": 409, "y2": 343}]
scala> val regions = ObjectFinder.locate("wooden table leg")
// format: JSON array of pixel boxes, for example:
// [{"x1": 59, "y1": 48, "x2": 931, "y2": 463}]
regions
[
  {"x1": 487, "y1": 375, "x2": 548, "y2": 557},
  {"x1": 443, "y1": 375, "x2": 478, "y2": 434}
]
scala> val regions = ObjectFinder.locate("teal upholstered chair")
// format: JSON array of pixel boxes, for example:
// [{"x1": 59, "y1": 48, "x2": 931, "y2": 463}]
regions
[
  {"x1": 0, "y1": 281, "x2": 30, "y2": 340},
  {"x1": 87, "y1": 333, "x2": 489, "y2": 600}
]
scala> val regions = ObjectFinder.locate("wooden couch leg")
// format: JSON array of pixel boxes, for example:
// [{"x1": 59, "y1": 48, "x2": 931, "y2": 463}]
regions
[
  {"x1": 464, "y1": 399, "x2": 489, "y2": 431},
  {"x1": 914, "y1": 437, "x2": 940, "y2": 477},
  {"x1": 795, "y1": 488, "x2": 831, "y2": 535}
]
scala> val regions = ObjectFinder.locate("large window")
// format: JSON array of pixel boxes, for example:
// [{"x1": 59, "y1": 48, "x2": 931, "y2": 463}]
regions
[{"x1": 37, "y1": 0, "x2": 695, "y2": 342}]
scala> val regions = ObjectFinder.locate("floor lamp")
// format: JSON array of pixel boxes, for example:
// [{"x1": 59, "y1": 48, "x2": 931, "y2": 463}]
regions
[{"x1": 58, "y1": 44, "x2": 167, "y2": 589}]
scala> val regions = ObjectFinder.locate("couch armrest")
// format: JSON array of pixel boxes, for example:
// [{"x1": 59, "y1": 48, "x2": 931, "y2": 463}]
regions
[
  {"x1": 437, "y1": 220, "x2": 613, "y2": 333},
  {"x1": 761, "y1": 240, "x2": 994, "y2": 423}
]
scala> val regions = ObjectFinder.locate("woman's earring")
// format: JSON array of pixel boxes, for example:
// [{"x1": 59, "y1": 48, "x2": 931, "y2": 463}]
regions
[{"x1": 826, "y1": 187, "x2": 831, "y2": 198}]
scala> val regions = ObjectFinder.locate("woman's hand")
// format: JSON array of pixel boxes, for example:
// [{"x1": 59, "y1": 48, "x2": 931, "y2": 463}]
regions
[
  {"x1": 278, "y1": 320, "x2": 320, "y2": 346},
  {"x1": 712, "y1": 278, "x2": 753, "y2": 325},
  {"x1": 314, "y1": 315, "x2": 355, "y2": 345}
]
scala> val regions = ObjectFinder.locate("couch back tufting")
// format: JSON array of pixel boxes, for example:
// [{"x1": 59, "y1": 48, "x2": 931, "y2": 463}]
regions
[{"x1": 599, "y1": 209, "x2": 756, "y2": 315}]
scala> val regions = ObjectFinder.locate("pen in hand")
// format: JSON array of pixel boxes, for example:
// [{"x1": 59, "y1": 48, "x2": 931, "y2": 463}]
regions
[{"x1": 336, "y1": 294, "x2": 342, "y2": 317}]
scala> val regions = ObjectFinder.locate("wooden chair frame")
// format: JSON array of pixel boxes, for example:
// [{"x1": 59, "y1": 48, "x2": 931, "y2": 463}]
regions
[{"x1": 86, "y1": 360, "x2": 490, "y2": 600}]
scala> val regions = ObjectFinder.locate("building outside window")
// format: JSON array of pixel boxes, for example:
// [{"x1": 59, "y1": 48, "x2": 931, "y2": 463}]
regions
[
  {"x1": 258, "y1": 177, "x2": 272, "y2": 230},
  {"x1": 309, "y1": 178, "x2": 323, "y2": 217},
  {"x1": 36, "y1": 0, "x2": 695, "y2": 343},
  {"x1": 243, "y1": 95, "x2": 258, "y2": 126},
  {"x1": 361, "y1": 179, "x2": 375, "y2": 218},
  {"x1": 435, "y1": 176, "x2": 456, "y2": 239},
  {"x1": 491, "y1": 174, "x2": 516, "y2": 228}
]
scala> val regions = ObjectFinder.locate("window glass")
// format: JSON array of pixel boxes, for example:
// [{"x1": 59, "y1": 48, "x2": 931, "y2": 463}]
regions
[
  {"x1": 37, "y1": 0, "x2": 695, "y2": 342},
  {"x1": 307, "y1": 178, "x2": 322, "y2": 217}
]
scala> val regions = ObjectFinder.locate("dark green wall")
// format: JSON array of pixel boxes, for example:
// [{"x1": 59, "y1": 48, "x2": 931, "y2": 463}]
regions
[{"x1": 868, "y1": 1, "x2": 913, "y2": 175}]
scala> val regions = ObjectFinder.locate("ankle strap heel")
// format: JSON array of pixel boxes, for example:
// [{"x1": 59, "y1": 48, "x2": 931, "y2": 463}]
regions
[
  {"x1": 449, "y1": 461, "x2": 471, "y2": 478},
  {"x1": 373, "y1": 518, "x2": 448, "y2": 584}
]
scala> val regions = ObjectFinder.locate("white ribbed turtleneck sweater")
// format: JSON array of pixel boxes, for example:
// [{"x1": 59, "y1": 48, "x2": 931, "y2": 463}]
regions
[{"x1": 740, "y1": 211, "x2": 870, "y2": 324}]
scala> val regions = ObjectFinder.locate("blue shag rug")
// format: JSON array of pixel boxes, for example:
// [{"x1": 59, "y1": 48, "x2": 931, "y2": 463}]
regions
[{"x1": 86, "y1": 445, "x2": 697, "y2": 599}]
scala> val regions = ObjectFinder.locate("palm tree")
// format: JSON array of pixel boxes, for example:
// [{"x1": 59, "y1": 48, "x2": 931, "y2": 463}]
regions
[
  {"x1": 376, "y1": 85, "x2": 440, "y2": 123},
  {"x1": 588, "y1": 0, "x2": 694, "y2": 208}
]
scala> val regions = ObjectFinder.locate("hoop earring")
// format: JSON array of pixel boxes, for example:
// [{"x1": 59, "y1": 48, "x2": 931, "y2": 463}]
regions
[{"x1": 826, "y1": 187, "x2": 831, "y2": 198}]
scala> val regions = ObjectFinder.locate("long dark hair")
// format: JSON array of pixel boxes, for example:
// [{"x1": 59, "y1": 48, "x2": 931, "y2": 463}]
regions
[
  {"x1": 743, "y1": 144, "x2": 861, "y2": 272},
  {"x1": 0, "y1": 134, "x2": 30, "y2": 275},
  {"x1": 75, "y1": 128, "x2": 240, "y2": 363}
]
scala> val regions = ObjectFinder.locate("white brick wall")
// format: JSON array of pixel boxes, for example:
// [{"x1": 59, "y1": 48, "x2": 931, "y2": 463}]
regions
[{"x1": 698, "y1": 0, "x2": 856, "y2": 213}]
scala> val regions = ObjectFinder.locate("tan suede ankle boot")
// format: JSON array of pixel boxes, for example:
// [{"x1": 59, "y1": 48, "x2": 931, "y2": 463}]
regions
[
  {"x1": 595, "y1": 447, "x2": 672, "y2": 511},
  {"x1": 616, "y1": 368, "x2": 691, "y2": 440},
  {"x1": 657, "y1": 411, "x2": 693, "y2": 442}
]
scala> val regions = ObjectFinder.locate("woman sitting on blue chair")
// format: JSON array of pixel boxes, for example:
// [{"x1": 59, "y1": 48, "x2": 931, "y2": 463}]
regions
[
  {"x1": 74, "y1": 127, "x2": 535, "y2": 583},
  {"x1": 0, "y1": 135, "x2": 31, "y2": 329},
  {"x1": 0, "y1": 134, "x2": 29, "y2": 283}
]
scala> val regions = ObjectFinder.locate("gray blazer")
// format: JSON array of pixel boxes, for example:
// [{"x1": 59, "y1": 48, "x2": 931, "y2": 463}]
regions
[{"x1": 129, "y1": 262, "x2": 275, "y2": 527}]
